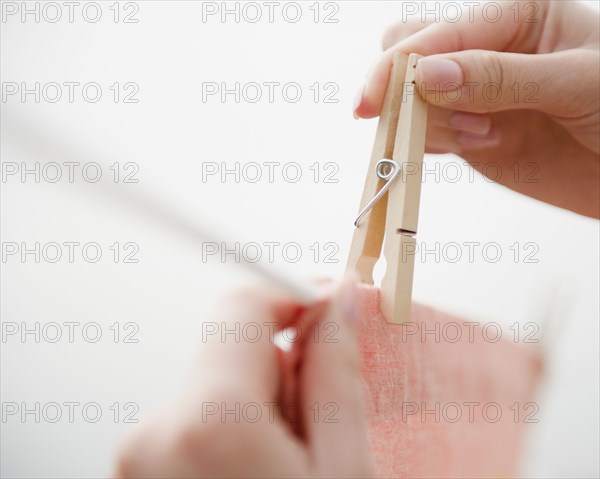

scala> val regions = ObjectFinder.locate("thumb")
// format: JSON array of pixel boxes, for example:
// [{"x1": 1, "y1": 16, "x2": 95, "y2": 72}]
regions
[
  {"x1": 415, "y1": 49, "x2": 597, "y2": 117},
  {"x1": 301, "y1": 277, "x2": 373, "y2": 478}
]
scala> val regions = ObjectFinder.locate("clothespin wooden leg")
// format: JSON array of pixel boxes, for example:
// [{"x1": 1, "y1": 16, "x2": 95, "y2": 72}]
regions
[
  {"x1": 346, "y1": 53, "x2": 409, "y2": 284},
  {"x1": 381, "y1": 53, "x2": 428, "y2": 324}
]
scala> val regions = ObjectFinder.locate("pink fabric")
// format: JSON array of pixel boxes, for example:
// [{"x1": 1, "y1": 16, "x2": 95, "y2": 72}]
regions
[{"x1": 357, "y1": 286, "x2": 542, "y2": 478}]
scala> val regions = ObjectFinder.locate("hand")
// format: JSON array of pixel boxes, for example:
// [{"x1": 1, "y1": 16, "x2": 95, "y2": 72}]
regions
[
  {"x1": 113, "y1": 280, "x2": 374, "y2": 479},
  {"x1": 354, "y1": 1, "x2": 600, "y2": 218}
]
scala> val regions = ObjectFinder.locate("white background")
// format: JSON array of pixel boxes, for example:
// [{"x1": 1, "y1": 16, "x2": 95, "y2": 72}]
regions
[{"x1": 1, "y1": 1, "x2": 599, "y2": 477}]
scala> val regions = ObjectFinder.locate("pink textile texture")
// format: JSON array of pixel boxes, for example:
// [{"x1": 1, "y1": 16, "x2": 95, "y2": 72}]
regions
[{"x1": 357, "y1": 286, "x2": 543, "y2": 478}]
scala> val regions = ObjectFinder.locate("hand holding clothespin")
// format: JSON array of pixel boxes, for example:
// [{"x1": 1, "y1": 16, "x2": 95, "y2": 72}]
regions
[{"x1": 347, "y1": 52, "x2": 428, "y2": 324}]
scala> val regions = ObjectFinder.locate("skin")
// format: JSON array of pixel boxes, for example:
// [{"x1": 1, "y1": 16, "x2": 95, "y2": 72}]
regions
[
  {"x1": 113, "y1": 279, "x2": 375, "y2": 478},
  {"x1": 114, "y1": 2, "x2": 599, "y2": 477},
  {"x1": 355, "y1": 0, "x2": 599, "y2": 218}
]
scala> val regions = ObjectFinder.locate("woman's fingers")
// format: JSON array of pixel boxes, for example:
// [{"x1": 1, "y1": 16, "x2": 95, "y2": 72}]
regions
[
  {"x1": 354, "y1": 2, "x2": 547, "y2": 118},
  {"x1": 381, "y1": 17, "x2": 432, "y2": 51},
  {"x1": 415, "y1": 49, "x2": 599, "y2": 118},
  {"x1": 428, "y1": 107, "x2": 491, "y2": 135},
  {"x1": 192, "y1": 287, "x2": 308, "y2": 401},
  {"x1": 115, "y1": 287, "x2": 313, "y2": 479},
  {"x1": 353, "y1": 16, "x2": 432, "y2": 117},
  {"x1": 300, "y1": 278, "x2": 374, "y2": 478},
  {"x1": 420, "y1": 106, "x2": 498, "y2": 154}
]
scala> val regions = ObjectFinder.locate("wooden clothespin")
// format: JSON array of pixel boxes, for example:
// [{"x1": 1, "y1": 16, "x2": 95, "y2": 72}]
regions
[{"x1": 347, "y1": 52, "x2": 428, "y2": 324}]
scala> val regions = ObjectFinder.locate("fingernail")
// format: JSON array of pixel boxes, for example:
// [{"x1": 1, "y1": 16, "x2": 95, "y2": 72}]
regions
[
  {"x1": 417, "y1": 57, "x2": 463, "y2": 91},
  {"x1": 342, "y1": 278, "x2": 359, "y2": 328},
  {"x1": 449, "y1": 112, "x2": 492, "y2": 135},
  {"x1": 457, "y1": 129, "x2": 502, "y2": 149},
  {"x1": 353, "y1": 84, "x2": 365, "y2": 119}
]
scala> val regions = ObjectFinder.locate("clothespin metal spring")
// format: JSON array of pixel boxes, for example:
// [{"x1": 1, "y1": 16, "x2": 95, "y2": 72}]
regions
[{"x1": 354, "y1": 159, "x2": 402, "y2": 227}]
